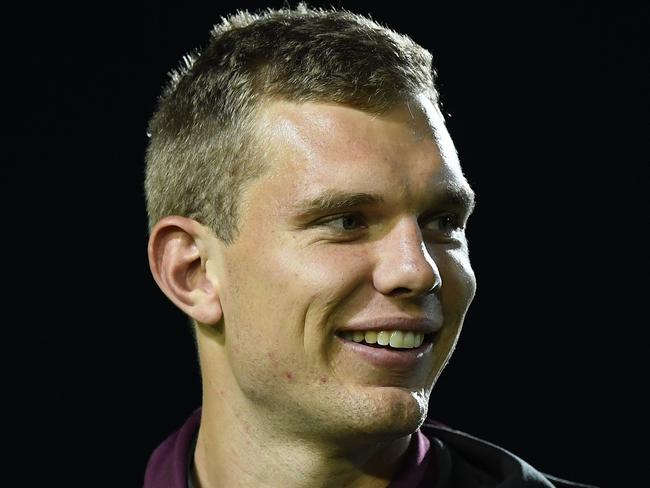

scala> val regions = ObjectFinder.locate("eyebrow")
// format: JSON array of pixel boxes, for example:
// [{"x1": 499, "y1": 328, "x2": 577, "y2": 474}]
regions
[
  {"x1": 440, "y1": 184, "x2": 476, "y2": 216},
  {"x1": 291, "y1": 185, "x2": 476, "y2": 218},
  {"x1": 292, "y1": 191, "x2": 385, "y2": 216}
]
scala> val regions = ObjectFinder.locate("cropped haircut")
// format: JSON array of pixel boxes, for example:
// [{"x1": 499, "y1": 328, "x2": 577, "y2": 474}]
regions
[{"x1": 144, "y1": 4, "x2": 439, "y2": 244}]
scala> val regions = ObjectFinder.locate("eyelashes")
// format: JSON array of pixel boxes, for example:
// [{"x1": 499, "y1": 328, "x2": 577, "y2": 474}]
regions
[
  {"x1": 315, "y1": 212, "x2": 465, "y2": 239},
  {"x1": 422, "y1": 214, "x2": 464, "y2": 236},
  {"x1": 317, "y1": 213, "x2": 368, "y2": 232}
]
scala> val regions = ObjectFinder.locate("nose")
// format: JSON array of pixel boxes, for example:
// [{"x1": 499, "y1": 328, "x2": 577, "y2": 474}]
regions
[{"x1": 372, "y1": 218, "x2": 442, "y2": 298}]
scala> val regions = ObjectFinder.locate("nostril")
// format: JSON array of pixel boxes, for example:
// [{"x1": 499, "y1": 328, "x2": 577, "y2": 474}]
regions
[
  {"x1": 388, "y1": 287, "x2": 411, "y2": 297},
  {"x1": 426, "y1": 281, "x2": 441, "y2": 295}
]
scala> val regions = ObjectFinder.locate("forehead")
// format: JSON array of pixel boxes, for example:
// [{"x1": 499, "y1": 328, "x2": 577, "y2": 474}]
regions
[{"x1": 251, "y1": 98, "x2": 469, "y2": 211}]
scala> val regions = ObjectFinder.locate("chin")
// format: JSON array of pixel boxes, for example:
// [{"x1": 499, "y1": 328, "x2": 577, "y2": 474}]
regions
[{"x1": 337, "y1": 386, "x2": 430, "y2": 444}]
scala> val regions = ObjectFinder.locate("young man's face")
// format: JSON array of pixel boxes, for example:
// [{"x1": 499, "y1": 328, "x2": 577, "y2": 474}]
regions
[{"x1": 204, "y1": 97, "x2": 476, "y2": 443}]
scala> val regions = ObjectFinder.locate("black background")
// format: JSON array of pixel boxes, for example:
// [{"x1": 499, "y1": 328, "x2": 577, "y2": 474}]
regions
[{"x1": 25, "y1": 2, "x2": 647, "y2": 487}]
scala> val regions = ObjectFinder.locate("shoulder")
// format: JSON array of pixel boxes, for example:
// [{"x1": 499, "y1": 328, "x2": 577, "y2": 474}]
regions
[{"x1": 420, "y1": 422, "x2": 599, "y2": 488}]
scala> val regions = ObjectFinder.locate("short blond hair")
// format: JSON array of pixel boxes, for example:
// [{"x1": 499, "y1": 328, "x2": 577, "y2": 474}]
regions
[{"x1": 145, "y1": 4, "x2": 438, "y2": 244}]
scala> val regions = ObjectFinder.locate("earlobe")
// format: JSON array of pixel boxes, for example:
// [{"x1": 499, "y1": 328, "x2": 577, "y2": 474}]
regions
[{"x1": 148, "y1": 216, "x2": 224, "y2": 325}]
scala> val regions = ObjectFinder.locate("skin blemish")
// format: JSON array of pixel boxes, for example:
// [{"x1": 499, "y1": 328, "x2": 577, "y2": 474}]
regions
[
  {"x1": 285, "y1": 371, "x2": 293, "y2": 380},
  {"x1": 320, "y1": 375, "x2": 328, "y2": 384}
]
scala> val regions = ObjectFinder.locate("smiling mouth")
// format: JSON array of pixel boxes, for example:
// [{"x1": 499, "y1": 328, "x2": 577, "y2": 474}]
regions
[{"x1": 335, "y1": 330, "x2": 435, "y2": 350}]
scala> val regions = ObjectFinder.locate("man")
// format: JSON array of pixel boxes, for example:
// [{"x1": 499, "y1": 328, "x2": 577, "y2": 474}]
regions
[{"x1": 143, "y1": 5, "x2": 596, "y2": 487}]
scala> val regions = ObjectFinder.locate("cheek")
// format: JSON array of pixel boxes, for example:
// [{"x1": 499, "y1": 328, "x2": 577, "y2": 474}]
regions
[
  {"x1": 302, "y1": 245, "x2": 374, "y2": 308},
  {"x1": 221, "y1": 241, "x2": 371, "y2": 353},
  {"x1": 274, "y1": 242, "x2": 373, "y2": 304},
  {"x1": 436, "y1": 248, "x2": 476, "y2": 320}
]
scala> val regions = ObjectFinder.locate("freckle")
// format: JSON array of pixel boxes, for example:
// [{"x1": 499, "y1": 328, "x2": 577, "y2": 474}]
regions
[
  {"x1": 285, "y1": 371, "x2": 293, "y2": 380},
  {"x1": 320, "y1": 375, "x2": 328, "y2": 384}
]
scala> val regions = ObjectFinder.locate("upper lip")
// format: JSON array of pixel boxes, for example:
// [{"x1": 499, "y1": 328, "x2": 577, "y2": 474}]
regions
[{"x1": 337, "y1": 317, "x2": 442, "y2": 335}]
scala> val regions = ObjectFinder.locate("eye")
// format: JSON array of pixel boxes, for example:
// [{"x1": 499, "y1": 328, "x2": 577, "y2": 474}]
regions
[
  {"x1": 423, "y1": 214, "x2": 464, "y2": 237},
  {"x1": 318, "y1": 213, "x2": 367, "y2": 232}
]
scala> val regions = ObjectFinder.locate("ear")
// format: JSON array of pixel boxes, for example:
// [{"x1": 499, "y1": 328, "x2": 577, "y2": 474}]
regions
[{"x1": 147, "y1": 216, "x2": 224, "y2": 325}]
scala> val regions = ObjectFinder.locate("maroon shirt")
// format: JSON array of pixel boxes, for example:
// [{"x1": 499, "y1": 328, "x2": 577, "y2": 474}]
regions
[{"x1": 143, "y1": 408, "x2": 597, "y2": 488}]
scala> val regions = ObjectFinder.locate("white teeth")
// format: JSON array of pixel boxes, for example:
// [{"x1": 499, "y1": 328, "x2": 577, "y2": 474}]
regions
[
  {"x1": 365, "y1": 331, "x2": 378, "y2": 344},
  {"x1": 377, "y1": 331, "x2": 390, "y2": 346},
  {"x1": 389, "y1": 331, "x2": 404, "y2": 348},
  {"x1": 340, "y1": 330, "x2": 426, "y2": 349}
]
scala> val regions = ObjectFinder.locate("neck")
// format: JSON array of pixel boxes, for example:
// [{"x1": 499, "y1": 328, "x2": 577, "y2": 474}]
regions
[{"x1": 192, "y1": 388, "x2": 412, "y2": 488}]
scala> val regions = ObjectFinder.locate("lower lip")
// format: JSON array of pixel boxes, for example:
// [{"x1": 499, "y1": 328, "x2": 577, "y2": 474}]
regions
[{"x1": 335, "y1": 335, "x2": 434, "y2": 370}]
